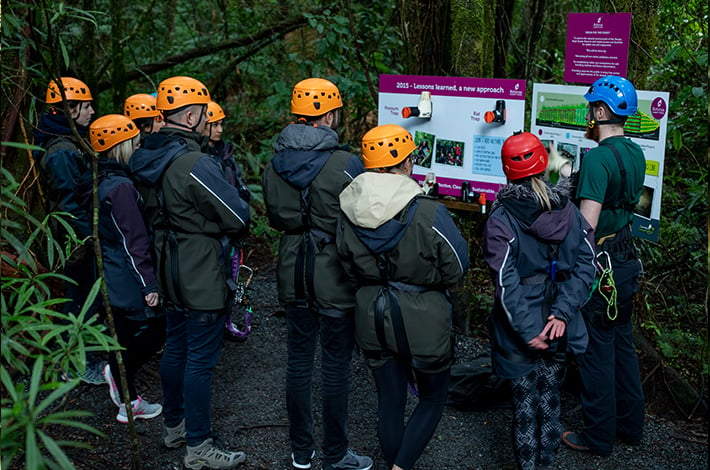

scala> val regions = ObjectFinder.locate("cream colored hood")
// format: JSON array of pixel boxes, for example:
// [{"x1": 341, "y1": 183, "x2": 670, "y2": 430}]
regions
[{"x1": 339, "y1": 172, "x2": 424, "y2": 229}]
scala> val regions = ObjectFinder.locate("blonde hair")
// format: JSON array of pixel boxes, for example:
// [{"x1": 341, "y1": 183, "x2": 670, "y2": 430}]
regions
[
  {"x1": 530, "y1": 175, "x2": 552, "y2": 212},
  {"x1": 106, "y1": 135, "x2": 139, "y2": 166}
]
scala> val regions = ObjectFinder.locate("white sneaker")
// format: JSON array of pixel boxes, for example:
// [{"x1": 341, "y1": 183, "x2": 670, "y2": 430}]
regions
[
  {"x1": 103, "y1": 364, "x2": 121, "y2": 406},
  {"x1": 116, "y1": 396, "x2": 162, "y2": 423},
  {"x1": 184, "y1": 437, "x2": 246, "y2": 469}
]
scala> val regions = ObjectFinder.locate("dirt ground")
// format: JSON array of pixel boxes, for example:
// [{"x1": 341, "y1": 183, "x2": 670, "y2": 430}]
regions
[{"x1": 43, "y1": 270, "x2": 709, "y2": 470}]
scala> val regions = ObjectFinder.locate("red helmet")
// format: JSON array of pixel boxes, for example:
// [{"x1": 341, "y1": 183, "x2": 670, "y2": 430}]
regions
[{"x1": 501, "y1": 132, "x2": 548, "y2": 181}]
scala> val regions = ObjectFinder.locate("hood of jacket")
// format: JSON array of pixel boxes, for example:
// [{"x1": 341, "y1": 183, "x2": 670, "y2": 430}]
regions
[
  {"x1": 271, "y1": 123, "x2": 341, "y2": 189},
  {"x1": 33, "y1": 112, "x2": 88, "y2": 148},
  {"x1": 129, "y1": 128, "x2": 199, "y2": 186},
  {"x1": 340, "y1": 172, "x2": 425, "y2": 253},
  {"x1": 75, "y1": 157, "x2": 129, "y2": 209},
  {"x1": 492, "y1": 178, "x2": 575, "y2": 244}
]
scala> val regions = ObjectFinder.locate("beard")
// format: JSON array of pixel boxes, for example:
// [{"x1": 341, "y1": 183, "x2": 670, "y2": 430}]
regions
[{"x1": 585, "y1": 121, "x2": 600, "y2": 142}]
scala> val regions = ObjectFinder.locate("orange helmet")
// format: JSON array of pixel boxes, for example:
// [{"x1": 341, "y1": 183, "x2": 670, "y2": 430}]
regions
[
  {"x1": 124, "y1": 93, "x2": 161, "y2": 120},
  {"x1": 46, "y1": 77, "x2": 92, "y2": 104},
  {"x1": 291, "y1": 78, "x2": 342, "y2": 116},
  {"x1": 89, "y1": 114, "x2": 140, "y2": 152},
  {"x1": 361, "y1": 124, "x2": 416, "y2": 169},
  {"x1": 500, "y1": 132, "x2": 549, "y2": 181},
  {"x1": 156, "y1": 76, "x2": 210, "y2": 111},
  {"x1": 206, "y1": 101, "x2": 226, "y2": 123}
]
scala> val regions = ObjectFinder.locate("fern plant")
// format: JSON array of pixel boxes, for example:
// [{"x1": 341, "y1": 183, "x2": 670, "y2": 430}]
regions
[{"x1": 1, "y1": 165, "x2": 117, "y2": 469}]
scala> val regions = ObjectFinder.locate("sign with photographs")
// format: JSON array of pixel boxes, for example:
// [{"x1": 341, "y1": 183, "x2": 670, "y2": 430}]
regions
[
  {"x1": 530, "y1": 83, "x2": 669, "y2": 241},
  {"x1": 377, "y1": 74, "x2": 527, "y2": 201}
]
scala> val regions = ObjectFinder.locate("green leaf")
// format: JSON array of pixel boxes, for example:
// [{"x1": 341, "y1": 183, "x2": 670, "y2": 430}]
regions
[
  {"x1": 0, "y1": 141, "x2": 46, "y2": 152},
  {"x1": 59, "y1": 38, "x2": 70, "y2": 69},
  {"x1": 37, "y1": 429, "x2": 77, "y2": 470},
  {"x1": 672, "y1": 128, "x2": 683, "y2": 150}
]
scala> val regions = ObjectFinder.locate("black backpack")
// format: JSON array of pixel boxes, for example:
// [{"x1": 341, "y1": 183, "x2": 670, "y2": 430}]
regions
[{"x1": 446, "y1": 355, "x2": 511, "y2": 411}]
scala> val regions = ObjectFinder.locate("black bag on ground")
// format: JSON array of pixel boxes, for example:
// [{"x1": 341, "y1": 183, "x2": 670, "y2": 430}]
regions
[{"x1": 446, "y1": 355, "x2": 511, "y2": 411}]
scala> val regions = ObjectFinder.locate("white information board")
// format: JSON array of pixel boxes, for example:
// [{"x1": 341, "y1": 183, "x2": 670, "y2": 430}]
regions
[
  {"x1": 377, "y1": 74, "x2": 527, "y2": 201},
  {"x1": 531, "y1": 83, "x2": 669, "y2": 241}
]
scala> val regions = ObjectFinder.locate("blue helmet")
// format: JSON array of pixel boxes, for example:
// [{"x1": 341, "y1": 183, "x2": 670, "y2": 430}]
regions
[{"x1": 584, "y1": 75, "x2": 638, "y2": 116}]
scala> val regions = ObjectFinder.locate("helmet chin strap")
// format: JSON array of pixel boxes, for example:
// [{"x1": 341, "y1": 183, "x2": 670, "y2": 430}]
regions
[{"x1": 591, "y1": 117, "x2": 625, "y2": 126}]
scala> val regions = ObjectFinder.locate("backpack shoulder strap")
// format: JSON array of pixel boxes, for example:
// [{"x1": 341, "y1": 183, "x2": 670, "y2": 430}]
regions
[{"x1": 599, "y1": 142, "x2": 635, "y2": 212}]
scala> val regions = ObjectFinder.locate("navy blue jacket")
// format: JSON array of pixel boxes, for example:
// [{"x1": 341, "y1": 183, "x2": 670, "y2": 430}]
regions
[
  {"x1": 33, "y1": 112, "x2": 92, "y2": 237},
  {"x1": 484, "y1": 180, "x2": 595, "y2": 378},
  {"x1": 91, "y1": 159, "x2": 157, "y2": 314}
]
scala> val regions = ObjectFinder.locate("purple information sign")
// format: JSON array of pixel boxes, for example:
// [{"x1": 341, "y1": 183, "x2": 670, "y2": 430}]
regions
[
  {"x1": 564, "y1": 13, "x2": 631, "y2": 84},
  {"x1": 379, "y1": 74, "x2": 526, "y2": 100}
]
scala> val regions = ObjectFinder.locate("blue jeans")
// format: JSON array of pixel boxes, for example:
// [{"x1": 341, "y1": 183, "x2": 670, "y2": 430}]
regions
[
  {"x1": 576, "y1": 256, "x2": 645, "y2": 455},
  {"x1": 161, "y1": 307, "x2": 226, "y2": 446},
  {"x1": 286, "y1": 306, "x2": 355, "y2": 464}
]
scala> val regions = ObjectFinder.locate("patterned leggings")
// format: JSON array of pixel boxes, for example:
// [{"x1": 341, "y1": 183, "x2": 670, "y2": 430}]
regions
[{"x1": 510, "y1": 360, "x2": 565, "y2": 470}]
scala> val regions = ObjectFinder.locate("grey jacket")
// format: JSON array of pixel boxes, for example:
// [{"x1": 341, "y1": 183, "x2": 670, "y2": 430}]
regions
[{"x1": 262, "y1": 122, "x2": 364, "y2": 314}]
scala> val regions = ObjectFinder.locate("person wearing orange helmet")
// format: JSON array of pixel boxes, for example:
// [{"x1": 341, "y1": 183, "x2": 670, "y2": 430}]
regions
[
  {"x1": 483, "y1": 132, "x2": 595, "y2": 470},
  {"x1": 77, "y1": 114, "x2": 166, "y2": 423},
  {"x1": 123, "y1": 93, "x2": 165, "y2": 135},
  {"x1": 32, "y1": 77, "x2": 105, "y2": 385},
  {"x1": 262, "y1": 78, "x2": 371, "y2": 470},
  {"x1": 203, "y1": 100, "x2": 251, "y2": 202},
  {"x1": 337, "y1": 124, "x2": 469, "y2": 470},
  {"x1": 129, "y1": 76, "x2": 250, "y2": 469},
  {"x1": 33, "y1": 76, "x2": 95, "y2": 237}
]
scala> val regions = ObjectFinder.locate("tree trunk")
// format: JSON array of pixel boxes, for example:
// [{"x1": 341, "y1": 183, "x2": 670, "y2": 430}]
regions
[
  {"x1": 398, "y1": 0, "x2": 451, "y2": 75},
  {"x1": 602, "y1": 0, "x2": 660, "y2": 88},
  {"x1": 449, "y1": 0, "x2": 496, "y2": 77},
  {"x1": 493, "y1": 0, "x2": 516, "y2": 78},
  {"x1": 111, "y1": 0, "x2": 127, "y2": 110}
]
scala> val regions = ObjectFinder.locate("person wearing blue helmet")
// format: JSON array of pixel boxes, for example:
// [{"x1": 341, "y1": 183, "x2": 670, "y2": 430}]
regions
[{"x1": 562, "y1": 75, "x2": 646, "y2": 457}]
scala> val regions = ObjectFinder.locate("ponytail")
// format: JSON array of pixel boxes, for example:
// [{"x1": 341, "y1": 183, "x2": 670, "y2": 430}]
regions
[{"x1": 530, "y1": 175, "x2": 552, "y2": 212}]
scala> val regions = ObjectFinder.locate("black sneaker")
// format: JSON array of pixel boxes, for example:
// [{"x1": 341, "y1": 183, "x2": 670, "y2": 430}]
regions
[{"x1": 291, "y1": 450, "x2": 315, "y2": 469}]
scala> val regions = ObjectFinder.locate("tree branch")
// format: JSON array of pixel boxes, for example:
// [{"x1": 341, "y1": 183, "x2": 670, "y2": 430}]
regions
[{"x1": 95, "y1": 15, "x2": 308, "y2": 92}]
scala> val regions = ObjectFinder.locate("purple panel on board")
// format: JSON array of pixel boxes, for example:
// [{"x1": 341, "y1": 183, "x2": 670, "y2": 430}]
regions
[
  {"x1": 379, "y1": 74, "x2": 526, "y2": 100},
  {"x1": 564, "y1": 13, "x2": 631, "y2": 84},
  {"x1": 651, "y1": 97, "x2": 667, "y2": 119},
  {"x1": 412, "y1": 174, "x2": 503, "y2": 201}
]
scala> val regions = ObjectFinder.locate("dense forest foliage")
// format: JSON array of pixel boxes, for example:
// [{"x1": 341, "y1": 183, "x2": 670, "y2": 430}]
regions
[{"x1": 1, "y1": 0, "x2": 707, "y2": 468}]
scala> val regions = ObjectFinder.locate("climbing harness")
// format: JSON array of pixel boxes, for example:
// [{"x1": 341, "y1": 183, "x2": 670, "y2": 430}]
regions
[
  {"x1": 225, "y1": 247, "x2": 253, "y2": 341},
  {"x1": 594, "y1": 251, "x2": 618, "y2": 322}
]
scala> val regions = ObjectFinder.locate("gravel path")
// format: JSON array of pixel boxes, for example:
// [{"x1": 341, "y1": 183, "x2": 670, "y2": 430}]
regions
[{"x1": 59, "y1": 272, "x2": 708, "y2": 470}]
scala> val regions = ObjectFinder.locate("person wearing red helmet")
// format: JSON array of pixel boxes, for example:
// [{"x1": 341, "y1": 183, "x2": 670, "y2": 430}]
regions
[
  {"x1": 562, "y1": 75, "x2": 646, "y2": 457},
  {"x1": 337, "y1": 124, "x2": 469, "y2": 470},
  {"x1": 484, "y1": 132, "x2": 595, "y2": 470}
]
